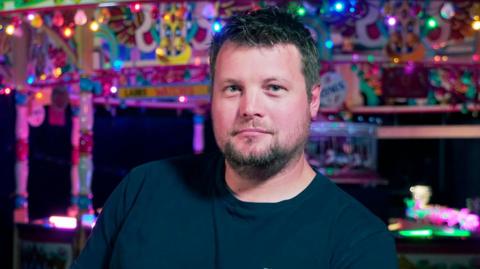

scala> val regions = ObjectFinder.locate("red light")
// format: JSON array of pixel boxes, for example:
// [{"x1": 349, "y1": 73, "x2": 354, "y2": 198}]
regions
[
  {"x1": 62, "y1": 27, "x2": 73, "y2": 38},
  {"x1": 133, "y1": 3, "x2": 141, "y2": 12},
  {"x1": 473, "y1": 54, "x2": 480, "y2": 62}
]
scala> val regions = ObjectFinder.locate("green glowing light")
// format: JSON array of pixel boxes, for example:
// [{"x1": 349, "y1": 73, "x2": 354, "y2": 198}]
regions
[
  {"x1": 297, "y1": 7, "x2": 306, "y2": 16},
  {"x1": 399, "y1": 229, "x2": 433, "y2": 238},
  {"x1": 434, "y1": 229, "x2": 471, "y2": 237},
  {"x1": 426, "y1": 17, "x2": 438, "y2": 29}
]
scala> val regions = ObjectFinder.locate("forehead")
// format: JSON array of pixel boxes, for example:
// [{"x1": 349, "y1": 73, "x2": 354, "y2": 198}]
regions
[{"x1": 213, "y1": 42, "x2": 304, "y2": 83}]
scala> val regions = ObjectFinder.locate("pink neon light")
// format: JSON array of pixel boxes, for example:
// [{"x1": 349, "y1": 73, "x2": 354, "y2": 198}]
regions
[
  {"x1": 178, "y1": 95, "x2": 187, "y2": 103},
  {"x1": 49, "y1": 216, "x2": 76, "y2": 229}
]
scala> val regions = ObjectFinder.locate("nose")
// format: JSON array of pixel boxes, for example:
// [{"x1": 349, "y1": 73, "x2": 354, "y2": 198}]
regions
[{"x1": 238, "y1": 88, "x2": 264, "y2": 118}]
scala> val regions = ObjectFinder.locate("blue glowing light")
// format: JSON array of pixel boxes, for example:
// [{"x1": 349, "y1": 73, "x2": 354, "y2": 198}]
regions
[
  {"x1": 27, "y1": 76, "x2": 35, "y2": 85},
  {"x1": 113, "y1": 60, "x2": 123, "y2": 71},
  {"x1": 212, "y1": 21, "x2": 222, "y2": 32},
  {"x1": 333, "y1": 1, "x2": 345, "y2": 12},
  {"x1": 325, "y1": 39, "x2": 334, "y2": 49}
]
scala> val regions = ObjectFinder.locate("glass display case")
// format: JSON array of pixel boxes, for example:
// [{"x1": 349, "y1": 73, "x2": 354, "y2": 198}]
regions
[{"x1": 307, "y1": 121, "x2": 382, "y2": 184}]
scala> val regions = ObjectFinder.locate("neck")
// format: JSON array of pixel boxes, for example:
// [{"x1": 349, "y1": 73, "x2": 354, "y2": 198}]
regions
[{"x1": 224, "y1": 152, "x2": 316, "y2": 203}]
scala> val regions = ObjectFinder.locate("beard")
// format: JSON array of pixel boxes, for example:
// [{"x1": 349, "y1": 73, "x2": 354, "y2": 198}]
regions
[{"x1": 222, "y1": 123, "x2": 309, "y2": 182}]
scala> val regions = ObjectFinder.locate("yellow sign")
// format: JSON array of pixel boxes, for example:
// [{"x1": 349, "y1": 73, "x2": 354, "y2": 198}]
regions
[{"x1": 118, "y1": 84, "x2": 209, "y2": 99}]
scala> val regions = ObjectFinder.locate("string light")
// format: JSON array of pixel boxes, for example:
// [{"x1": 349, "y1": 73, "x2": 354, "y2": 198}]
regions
[
  {"x1": 163, "y1": 14, "x2": 171, "y2": 22},
  {"x1": 30, "y1": 14, "x2": 43, "y2": 29},
  {"x1": 62, "y1": 27, "x2": 73, "y2": 38},
  {"x1": 74, "y1": 9, "x2": 88, "y2": 26},
  {"x1": 53, "y1": 11, "x2": 64, "y2": 27},
  {"x1": 325, "y1": 39, "x2": 334, "y2": 49},
  {"x1": 333, "y1": 1, "x2": 345, "y2": 13},
  {"x1": 404, "y1": 62, "x2": 415, "y2": 74},
  {"x1": 440, "y1": 2, "x2": 455, "y2": 20},
  {"x1": 113, "y1": 60, "x2": 123, "y2": 71},
  {"x1": 26, "y1": 13, "x2": 35, "y2": 21},
  {"x1": 5, "y1": 24, "x2": 15, "y2": 35},
  {"x1": 155, "y1": 47, "x2": 166, "y2": 57},
  {"x1": 434, "y1": 55, "x2": 441, "y2": 62},
  {"x1": 296, "y1": 6, "x2": 306, "y2": 16},
  {"x1": 53, "y1": 67, "x2": 62, "y2": 78},
  {"x1": 212, "y1": 21, "x2": 222, "y2": 32},
  {"x1": 472, "y1": 20, "x2": 480, "y2": 31},
  {"x1": 426, "y1": 17, "x2": 438, "y2": 29},
  {"x1": 89, "y1": 21, "x2": 99, "y2": 32},
  {"x1": 27, "y1": 76, "x2": 35, "y2": 84},
  {"x1": 194, "y1": 57, "x2": 202, "y2": 66},
  {"x1": 132, "y1": 3, "x2": 142, "y2": 13},
  {"x1": 386, "y1": 16, "x2": 397, "y2": 27},
  {"x1": 178, "y1": 95, "x2": 187, "y2": 103},
  {"x1": 35, "y1": 92, "x2": 43, "y2": 100}
]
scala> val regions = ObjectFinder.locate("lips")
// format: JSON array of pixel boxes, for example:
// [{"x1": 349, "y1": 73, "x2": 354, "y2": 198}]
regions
[{"x1": 232, "y1": 128, "x2": 273, "y2": 136}]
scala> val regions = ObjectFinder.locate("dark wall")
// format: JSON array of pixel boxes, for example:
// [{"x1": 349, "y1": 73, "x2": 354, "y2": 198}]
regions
[
  {"x1": 0, "y1": 97, "x2": 218, "y2": 268},
  {"x1": 27, "y1": 106, "x2": 218, "y2": 218},
  {"x1": 0, "y1": 95, "x2": 15, "y2": 269}
]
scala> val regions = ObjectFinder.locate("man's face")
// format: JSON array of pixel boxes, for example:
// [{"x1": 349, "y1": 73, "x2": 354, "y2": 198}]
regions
[{"x1": 211, "y1": 42, "x2": 320, "y2": 178}]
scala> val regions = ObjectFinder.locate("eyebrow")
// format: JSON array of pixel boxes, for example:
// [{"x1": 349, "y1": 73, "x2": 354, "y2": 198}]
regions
[
  {"x1": 220, "y1": 78, "x2": 242, "y2": 85},
  {"x1": 263, "y1": 77, "x2": 288, "y2": 84},
  {"x1": 218, "y1": 77, "x2": 289, "y2": 85}
]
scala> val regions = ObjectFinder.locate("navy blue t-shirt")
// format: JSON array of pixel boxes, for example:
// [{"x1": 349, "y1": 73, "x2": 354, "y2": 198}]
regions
[{"x1": 71, "y1": 153, "x2": 398, "y2": 268}]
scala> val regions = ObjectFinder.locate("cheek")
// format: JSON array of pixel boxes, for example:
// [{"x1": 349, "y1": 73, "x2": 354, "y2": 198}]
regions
[{"x1": 211, "y1": 105, "x2": 234, "y2": 139}]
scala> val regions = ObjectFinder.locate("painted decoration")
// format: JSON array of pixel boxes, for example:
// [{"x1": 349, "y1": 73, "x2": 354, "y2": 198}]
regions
[
  {"x1": 28, "y1": 100, "x2": 45, "y2": 127},
  {"x1": 118, "y1": 84, "x2": 209, "y2": 99},
  {"x1": 382, "y1": 67, "x2": 429, "y2": 98},
  {"x1": 0, "y1": 0, "x2": 132, "y2": 12},
  {"x1": 383, "y1": 0, "x2": 425, "y2": 61},
  {"x1": 320, "y1": 72, "x2": 347, "y2": 108}
]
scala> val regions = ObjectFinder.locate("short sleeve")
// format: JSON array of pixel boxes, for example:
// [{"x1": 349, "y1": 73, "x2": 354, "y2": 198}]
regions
[
  {"x1": 328, "y1": 201, "x2": 399, "y2": 269},
  {"x1": 331, "y1": 229, "x2": 398, "y2": 269},
  {"x1": 70, "y1": 167, "x2": 146, "y2": 269}
]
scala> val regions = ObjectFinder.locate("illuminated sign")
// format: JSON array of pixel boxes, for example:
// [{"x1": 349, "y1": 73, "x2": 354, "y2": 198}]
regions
[{"x1": 118, "y1": 84, "x2": 209, "y2": 99}]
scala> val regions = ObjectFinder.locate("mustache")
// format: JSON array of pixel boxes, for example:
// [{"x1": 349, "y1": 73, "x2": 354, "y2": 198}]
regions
[
  {"x1": 230, "y1": 128, "x2": 274, "y2": 136},
  {"x1": 229, "y1": 119, "x2": 275, "y2": 136}
]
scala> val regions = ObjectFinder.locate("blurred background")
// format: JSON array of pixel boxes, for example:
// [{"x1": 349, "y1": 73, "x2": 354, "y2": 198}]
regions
[{"x1": 1, "y1": 0, "x2": 480, "y2": 268}]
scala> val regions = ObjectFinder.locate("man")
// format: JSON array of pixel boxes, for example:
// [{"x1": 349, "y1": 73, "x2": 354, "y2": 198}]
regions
[{"x1": 71, "y1": 7, "x2": 398, "y2": 269}]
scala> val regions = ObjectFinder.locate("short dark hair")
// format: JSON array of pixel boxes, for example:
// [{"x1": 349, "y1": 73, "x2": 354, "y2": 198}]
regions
[{"x1": 209, "y1": 6, "x2": 320, "y2": 100}]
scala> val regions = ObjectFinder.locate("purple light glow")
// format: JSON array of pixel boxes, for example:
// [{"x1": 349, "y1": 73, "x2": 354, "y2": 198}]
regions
[
  {"x1": 387, "y1": 16, "x2": 397, "y2": 27},
  {"x1": 49, "y1": 216, "x2": 76, "y2": 229},
  {"x1": 178, "y1": 95, "x2": 187, "y2": 103}
]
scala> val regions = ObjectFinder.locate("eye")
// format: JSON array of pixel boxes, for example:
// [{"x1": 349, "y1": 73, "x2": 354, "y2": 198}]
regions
[
  {"x1": 269, "y1": 85, "x2": 282, "y2": 91},
  {"x1": 266, "y1": 84, "x2": 286, "y2": 94},
  {"x1": 223, "y1": 85, "x2": 241, "y2": 96}
]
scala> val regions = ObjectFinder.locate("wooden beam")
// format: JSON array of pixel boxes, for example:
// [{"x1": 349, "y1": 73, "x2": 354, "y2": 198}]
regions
[
  {"x1": 378, "y1": 125, "x2": 480, "y2": 139},
  {"x1": 320, "y1": 104, "x2": 480, "y2": 114}
]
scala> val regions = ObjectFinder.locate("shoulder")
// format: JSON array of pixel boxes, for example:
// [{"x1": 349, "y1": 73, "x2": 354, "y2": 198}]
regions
[
  {"x1": 123, "y1": 152, "x2": 222, "y2": 199},
  {"x1": 313, "y1": 174, "x2": 389, "y2": 239},
  {"x1": 313, "y1": 175, "x2": 396, "y2": 265}
]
